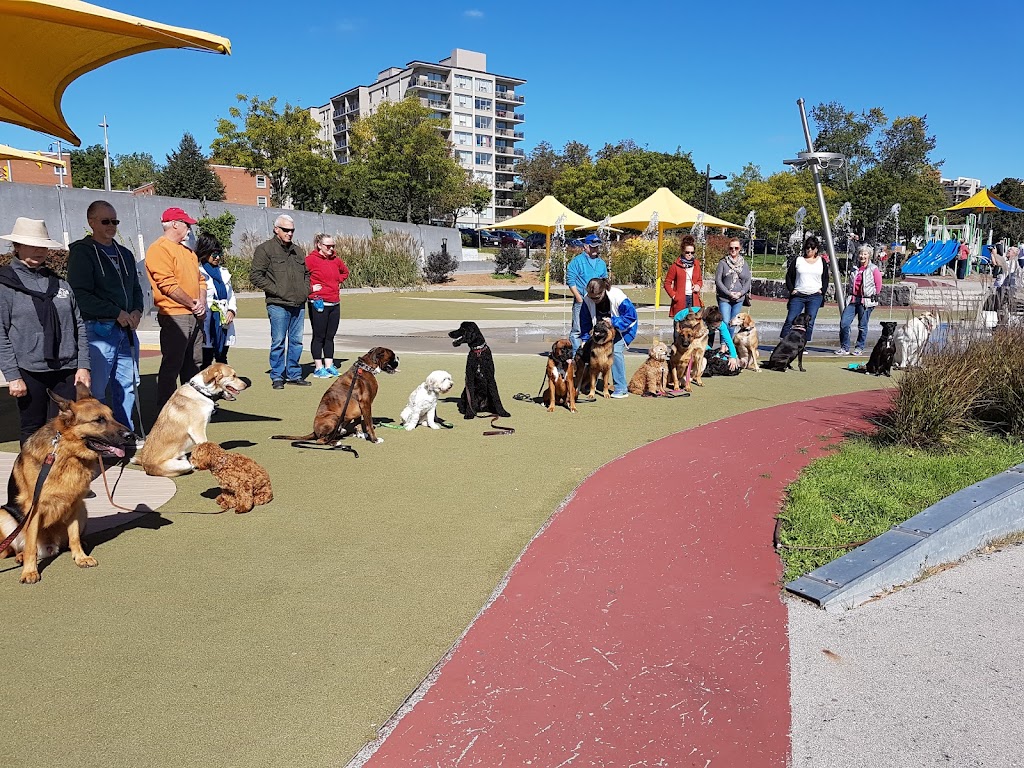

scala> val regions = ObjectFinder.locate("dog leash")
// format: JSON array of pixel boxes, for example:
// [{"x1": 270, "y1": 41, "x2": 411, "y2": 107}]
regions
[
  {"x1": 0, "y1": 434, "x2": 60, "y2": 554},
  {"x1": 95, "y1": 456, "x2": 149, "y2": 514},
  {"x1": 482, "y1": 415, "x2": 515, "y2": 436}
]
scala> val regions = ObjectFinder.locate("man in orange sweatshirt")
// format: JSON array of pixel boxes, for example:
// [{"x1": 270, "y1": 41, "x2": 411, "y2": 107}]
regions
[{"x1": 145, "y1": 207, "x2": 206, "y2": 409}]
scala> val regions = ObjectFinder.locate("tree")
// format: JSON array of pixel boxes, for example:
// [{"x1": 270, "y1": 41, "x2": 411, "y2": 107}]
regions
[
  {"x1": 68, "y1": 144, "x2": 106, "y2": 189},
  {"x1": 810, "y1": 102, "x2": 886, "y2": 187},
  {"x1": 741, "y1": 170, "x2": 838, "y2": 239},
  {"x1": 342, "y1": 97, "x2": 469, "y2": 224},
  {"x1": 876, "y1": 115, "x2": 941, "y2": 177},
  {"x1": 848, "y1": 166, "x2": 945, "y2": 241},
  {"x1": 515, "y1": 141, "x2": 562, "y2": 206},
  {"x1": 211, "y1": 93, "x2": 328, "y2": 208},
  {"x1": 561, "y1": 141, "x2": 591, "y2": 168},
  {"x1": 719, "y1": 163, "x2": 764, "y2": 225},
  {"x1": 989, "y1": 178, "x2": 1024, "y2": 243},
  {"x1": 111, "y1": 152, "x2": 160, "y2": 191},
  {"x1": 156, "y1": 133, "x2": 225, "y2": 201},
  {"x1": 287, "y1": 152, "x2": 344, "y2": 213}
]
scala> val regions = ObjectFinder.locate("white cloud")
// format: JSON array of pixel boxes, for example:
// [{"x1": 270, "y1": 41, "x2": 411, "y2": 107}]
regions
[{"x1": 464, "y1": 9, "x2": 484, "y2": 18}]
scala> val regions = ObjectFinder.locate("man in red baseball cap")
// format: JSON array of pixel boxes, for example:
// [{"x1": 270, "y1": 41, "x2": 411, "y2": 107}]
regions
[{"x1": 145, "y1": 206, "x2": 206, "y2": 409}]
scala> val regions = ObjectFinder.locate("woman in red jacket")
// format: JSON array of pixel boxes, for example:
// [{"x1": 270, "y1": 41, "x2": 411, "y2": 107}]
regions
[
  {"x1": 306, "y1": 233, "x2": 349, "y2": 378},
  {"x1": 663, "y1": 234, "x2": 703, "y2": 316}
]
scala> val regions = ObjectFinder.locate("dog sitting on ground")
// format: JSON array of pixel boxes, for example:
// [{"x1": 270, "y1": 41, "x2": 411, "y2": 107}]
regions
[
  {"x1": 1, "y1": 384, "x2": 133, "y2": 584},
  {"x1": 628, "y1": 341, "x2": 670, "y2": 396},
  {"x1": 134, "y1": 363, "x2": 247, "y2": 477},
  {"x1": 449, "y1": 322, "x2": 510, "y2": 418},
  {"x1": 729, "y1": 312, "x2": 761, "y2": 372},
  {"x1": 894, "y1": 311, "x2": 938, "y2": 368},
  {"x1": 400, "y1": 370, "x2": 454, "y2": 429},
  {"x1": 574, "y1": 318, "x2": 616, "y2": 399},
  {"x1": 273, "y1": 347, "x2": 400, "y2": 445},
  {"x1": 763, "y1": 311, "x2": 810, "y2": 372},
  {"x1": 670, "y1": 310, "x2": 709, "y2": 391},
  {"x1": 190, "y1": 442, "x2": 273, "y2": 514},
  {"x1": 542, "y1": 338, "x2": 577, "y2": 412},
  {"x1": 866, "y1": 321, "x2": 898, "y2": 376}
]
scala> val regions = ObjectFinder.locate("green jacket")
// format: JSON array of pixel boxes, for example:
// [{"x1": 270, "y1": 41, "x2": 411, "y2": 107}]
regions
[
  {"x1": 67, "y1": 236, "x2": 145, "y2": 321},
  {"x1": 250, "y1": 236, "x2": 310, "y2": 308}
]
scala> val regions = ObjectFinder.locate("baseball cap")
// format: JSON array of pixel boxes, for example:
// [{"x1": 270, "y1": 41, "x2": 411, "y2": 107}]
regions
[
  {"x1": 583, "y1": 234, "x2": 603, "y2": 246},
  {"x1": 161, "y1": 207, "x2": 197, "y2": 225}
]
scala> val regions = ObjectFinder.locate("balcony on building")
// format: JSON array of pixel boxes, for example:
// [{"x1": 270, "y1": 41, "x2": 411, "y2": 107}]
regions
[
  {"x1": 495, "y1": 89, "x2": 525, "y2": 104},
  {"x1": 409, "y1": 74, "x2": 450, "y2": 92},
  {"x1": 419, "y1": 96, "x2": 451, "y2": 112},
  {"x1": 495, "y1": 109, "x2": 524, "y2": 122},
  {"x1": 495, "y1": 145, "x2": 515, "y2": 156},
  {"x1": 495, "y1": 162, "x2": 516, "y2": 173}
]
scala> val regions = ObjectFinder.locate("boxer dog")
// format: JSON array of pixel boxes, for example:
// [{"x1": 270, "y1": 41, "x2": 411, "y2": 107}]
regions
[{"x1": 542, "y1": 338, "x2": 577, "y2": 412}]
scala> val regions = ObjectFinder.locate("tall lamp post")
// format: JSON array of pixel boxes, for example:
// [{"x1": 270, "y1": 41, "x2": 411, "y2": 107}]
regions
[
  {"x1": 704, "y1": 163, "x2": 727, "y2": 212},
  {"x1": 99, "y1": 115, "x2": 112, "y2": 191},
  {"x1": 48, "y1": 140, "x2": 67, "y2": 188}
]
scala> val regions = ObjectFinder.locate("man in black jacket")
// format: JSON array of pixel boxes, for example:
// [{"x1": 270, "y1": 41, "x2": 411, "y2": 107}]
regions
[
  {"x1": 250, "y1": 214, "x2": 311, "y2": 389},
  {"x1": 67, "y1": 200, "x2": 145, "y2": 433}
]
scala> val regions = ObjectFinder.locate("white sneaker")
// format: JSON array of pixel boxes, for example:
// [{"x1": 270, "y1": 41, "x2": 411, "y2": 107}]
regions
[
  {"x1": 610, "y1": 392, "x2": 629, "y2": 399},
  {"x1": 834, "y1": 349, "x2": 850, "y2": 356}
]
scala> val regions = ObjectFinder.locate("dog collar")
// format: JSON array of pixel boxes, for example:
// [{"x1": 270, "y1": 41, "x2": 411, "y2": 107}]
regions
[
  {"x1": 733, "y1": 326, "x2": 752, "y2": 334},
  {"x1": 189, "y1": 380, "x2": 218, "y2": 399},
  {"x1": 355, "y1": 361, "x2": 378, "y2": 376},
  {"x1": 471, "y1": 344, "x2": 489, "y2": 356}
]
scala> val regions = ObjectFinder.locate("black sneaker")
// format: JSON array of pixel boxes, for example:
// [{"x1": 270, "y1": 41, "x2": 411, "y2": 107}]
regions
[
  {"x1": 272, "y1": 380, "x2": 285, "y2": 390},
  {"x1": 285, "y1": 379, "x2": 312, "y2": 387}
]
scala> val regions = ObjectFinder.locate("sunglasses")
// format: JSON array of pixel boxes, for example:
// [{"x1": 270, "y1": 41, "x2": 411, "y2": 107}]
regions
[
  {"x1": 322, "y1": 244, "x2": 336, "y2": 250},
  {"x1": 99, "y1": 218, "x2": 120, "y2": 226},
  {"x1": 729, "y1": 246, "x2": 741, "y2": 250},
  {"x1": 277, "y1": 227, "x2": 295, "y2": 233},
  {"x1": 683, "y1": 250, "x2": 696, "y2": 255}
]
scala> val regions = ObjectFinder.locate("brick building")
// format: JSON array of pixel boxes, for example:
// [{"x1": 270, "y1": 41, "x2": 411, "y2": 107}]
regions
[
  {"x1": 211, "y1": 165, "x2": 272, "y2": 207},
  {"x1": 1, "y1": 151, "x2": 72, "y2": 187}
]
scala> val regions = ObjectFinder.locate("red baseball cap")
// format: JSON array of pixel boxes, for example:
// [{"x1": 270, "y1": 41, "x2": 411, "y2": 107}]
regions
[{"x1": 161, "y1": 207, "x2": 197, "y2": 225}]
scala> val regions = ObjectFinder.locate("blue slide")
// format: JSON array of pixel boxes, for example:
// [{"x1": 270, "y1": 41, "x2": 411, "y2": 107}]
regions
[{"x1": 901, "y1": 240, "x2": 959, "y2": 275}]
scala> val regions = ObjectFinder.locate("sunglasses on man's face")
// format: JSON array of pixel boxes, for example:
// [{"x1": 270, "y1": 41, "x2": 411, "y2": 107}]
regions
[
  {"x1": 99, "y1": 218, "x2": 120, "y2": 226},
  {"x1": 277, "y1": 227, "x2": 295, "y2": 234}
]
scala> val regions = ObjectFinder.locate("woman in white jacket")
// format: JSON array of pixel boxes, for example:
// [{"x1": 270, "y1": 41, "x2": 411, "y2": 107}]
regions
[{"x1": 195, "y1": 233, "x2": 236, "y2": 367}]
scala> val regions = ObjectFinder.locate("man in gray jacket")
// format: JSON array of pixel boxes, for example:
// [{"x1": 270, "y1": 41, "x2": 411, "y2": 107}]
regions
[{"x1": 250, "y1": 214, "x2": 310, "y2": 389}]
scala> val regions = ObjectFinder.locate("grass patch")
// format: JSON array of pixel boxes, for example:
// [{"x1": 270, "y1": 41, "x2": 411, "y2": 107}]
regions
[{"x1": 776, "y1": 432, "x2": 1024, "y2": 581}]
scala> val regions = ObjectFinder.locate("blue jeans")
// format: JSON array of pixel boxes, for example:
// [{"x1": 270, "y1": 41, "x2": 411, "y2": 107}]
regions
[
  {"x1": 612, "y1": 338, "x2": 627, "y2": 395},
  {"x1": 267, "y1": 304, "x2": 305, "y2": 382},
  {"x1": 86, "y1": 322, "x2": 138, "y2": 431},
  {"x1": 839, "y1": 301, "x2": 873, "y2": 352},
  {"x1": 570, "y1": 301, "x2": 583, "y2": 354},
  {"x1": 780, "y1": 293, "x2": 824, "y2": 342},
  {"x1": 718, "y1": 298, "x2": 744, "y2": 338}
]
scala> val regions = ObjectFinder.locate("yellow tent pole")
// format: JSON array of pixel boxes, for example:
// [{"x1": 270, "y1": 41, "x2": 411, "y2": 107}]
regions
[
  {"x1": 655, "y1": 226, "x2": 663, "y2": 311},
  {"x1": 544, "y1": 235, "x2": 551, "y2": 303}
]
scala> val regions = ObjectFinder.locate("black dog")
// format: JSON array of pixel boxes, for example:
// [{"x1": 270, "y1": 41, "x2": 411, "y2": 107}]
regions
[
  {"x1": 449, "y1": 321, "x2": 510, "y2": 419},
  {"x1": 763, "y1": 311, "x2": 810, "y2": 372},
  {"x1": 866, "y1": 321, "x2": 897, "y2": 376}
]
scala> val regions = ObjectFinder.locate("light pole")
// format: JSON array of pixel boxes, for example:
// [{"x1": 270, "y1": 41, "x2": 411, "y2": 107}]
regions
[
  {"x1": 48, "y1": 140, "x2": 67, "y2": 187},
  {"x1": 99, "y1": 115, "x2": 112, "y2": 191},
  {"x1": 704, "y1": 163, "x2": 727, "y2": 212}
]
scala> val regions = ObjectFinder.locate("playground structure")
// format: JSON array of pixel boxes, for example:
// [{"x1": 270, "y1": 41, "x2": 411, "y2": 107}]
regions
[{"x1": 900, "y1": 214, "x2": 984, "y2": 276}]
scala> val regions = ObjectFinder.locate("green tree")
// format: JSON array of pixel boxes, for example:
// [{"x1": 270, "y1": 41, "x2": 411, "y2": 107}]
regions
[
  {"x1": 68, "y1": 144, "x2": 106, "y2": 189},
  {"x1": 561, "y1": 140, "x2": 591, "y2": 168},
  {"x1": 196, "y1": 210, "x2": 236, "y2": 249},
  {"x1": 848, "y1": 166, "x2": 945, "y2": 241},
  {"x1": 810, "y1": 102, "x2": 886, "y2": 187},
  {"x1": 742, "y1": 170, "x2": 838, "y2": 238},
  {"x1": 876, "y1": 115, "x2": 941, "y2": 177},
  {"x1": 719, "y1": 163, "x2": 764, "y2": 224},
  {"x1": 211, "y1": 93, "x2": 328, "y2": 208},
  {"x1": 287, "y1": 152, "x2": 344, "y2": 213},
  {"x1": 156, "y1": 133, "x2": 225, "y2": 201},
  {"x1": 111, "y1": 151, "x2": 160, "y2": 191},
  {"x1": 515, "y1": 141, "x2": 562, "y2": 206},
  {"x1": 342, "y1": 97, "x2": 468, "y2": 224},
  {"x1": 987, "y1": 178, "x2": 1024, "y2": 243}
]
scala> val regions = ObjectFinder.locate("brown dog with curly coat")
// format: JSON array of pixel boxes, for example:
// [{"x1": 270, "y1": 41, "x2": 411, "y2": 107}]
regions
[
  {"x1": 190, "y1": 442, "x2": 273, "y2": 514},
  {"x1": 628, "y1": 341, "x2": 670, "y2": 396}
]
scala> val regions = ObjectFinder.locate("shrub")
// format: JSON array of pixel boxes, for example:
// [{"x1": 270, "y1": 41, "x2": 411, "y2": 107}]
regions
[
  {"x1": 532, "y1": 246, "x2": 568, "y2": 284},
  {"x1": 197, "y1": 211, "x2": 237, "y2": 251},
  {"x1": 609, "y1": 238, "x2": 658, "y2": 285},
  {"x1": 424, "y1": 249, "x2": 459, "y2": 284},
  {"x1": 495, "y1": 244, "x2": 527, "y2": 275},
  {"x1": 338, "y1": 230, "x2": 421, "y2": 288},
  {"x1": 223, "y1": 254, "x2": 253, "y2": 291}
]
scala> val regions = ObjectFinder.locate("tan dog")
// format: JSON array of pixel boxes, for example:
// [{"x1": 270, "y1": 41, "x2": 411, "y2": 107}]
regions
[
  {"x1": 1, "y1": 384, "x2": 133, "y2": 584},
  {"x1": 543, "y1": 338, "x2": 577, "y2": 412},
  {"x1": 134, "y1": 363, "x2": 247, "y2": 477},
  {"x1": 190, "y1": 443, "x2": 273, "y2": 514},
  {"x1": 628, "y1": 341, "x2": 669, "y2": 396},
  {"x1": 729, "y1": 312, "x2": 760, "y2": 372},
  {"x1": 273, "y1": 347, "x2": 400, "y2": 445},
  {"x1": 670, "y1": 309, "x2": 709, "y2": 392},
  {"x1": 574, "y1": 318, "x2": 615, "y2": 400}
]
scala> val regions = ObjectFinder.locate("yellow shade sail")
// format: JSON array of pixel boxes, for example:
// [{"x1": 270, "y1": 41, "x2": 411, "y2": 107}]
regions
[
  {"x1": 0, "y1": 143, "x2": 65, "y2": 166},
  {"x1": 945, "y1": 188, "x2": 1024, "y2": 213},
  {"x1": 480, "y1": 195, "x2": 597, "y2": 233},
  {"x1": 0, "y1": 0, "x2": 231, "y2": 145},
  {"x1": 608, "y1": 187, "x2": 744, "y2": 230}
]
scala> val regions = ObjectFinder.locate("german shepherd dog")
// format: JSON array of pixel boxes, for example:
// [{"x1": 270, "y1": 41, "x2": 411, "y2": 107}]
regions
[
  {"x1": 543, "y1": 338, "x2": 578, "y2": 412},
  {"x1": 670, "y1": 309, "x2": 709, "y2": 392},
  {"x1": 866, "y1": 321, "x2": 898, "y2": 376},
  {"x1": 764, "y1": 311, "x2": 810, "y2": 372},
  {"x1": 0, "y1": 383, "x2": 132, "y2": 584},
  {"x1": 574, "y1": 318, "x2": 615, "y2": 400}
]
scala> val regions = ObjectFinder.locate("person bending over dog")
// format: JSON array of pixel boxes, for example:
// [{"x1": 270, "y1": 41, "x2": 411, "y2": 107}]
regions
[{"x1": 579, "y1": 278, "x2": 638, "y2": 399}]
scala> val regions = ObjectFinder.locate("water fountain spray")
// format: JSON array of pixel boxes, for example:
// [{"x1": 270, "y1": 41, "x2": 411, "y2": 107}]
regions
[
  {"x1": 596, "y1": 215, "x2": 613, "y2": 271},
  {"x1": 887, "y1": 203, "x2": 901, "y2": 319},
  {"x1": 553, "y1": 213, "x2": 567, "y2": 333},
  {"x1": 744, "y1": 210, "x2": 757, "y2": 260}
]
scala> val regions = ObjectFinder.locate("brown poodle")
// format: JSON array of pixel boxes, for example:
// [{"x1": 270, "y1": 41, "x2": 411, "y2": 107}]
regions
[
  {"x1": 190, "y1": 442, "x2": 274, "y2": 514},
  {"x1": 627, "y1": 341, "x2": 670, "y2": 396}
]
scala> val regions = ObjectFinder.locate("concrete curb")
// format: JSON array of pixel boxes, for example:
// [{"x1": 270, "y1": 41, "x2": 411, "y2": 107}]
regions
[{"x1": 786, "y1": 462, "x2": 1024, "y2": 611}]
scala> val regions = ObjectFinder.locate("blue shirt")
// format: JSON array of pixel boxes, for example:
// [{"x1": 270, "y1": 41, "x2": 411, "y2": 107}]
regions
[{"x1": 566, "y1": 254, "x2": 608, "y2": 299}]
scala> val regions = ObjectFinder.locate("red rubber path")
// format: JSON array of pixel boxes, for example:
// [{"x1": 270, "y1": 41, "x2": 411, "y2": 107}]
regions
[{"x1": 359, "y1": 389, "x2": 890, "y2": 767}]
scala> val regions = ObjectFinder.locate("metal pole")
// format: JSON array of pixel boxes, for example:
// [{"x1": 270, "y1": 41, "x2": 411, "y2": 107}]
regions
[
  {"x1": 704, "y1": 163, "x2": 711, "y2": 212},
  {"x1": 100, "y1": 115, "x2": 112, "y2": 191},
  {"x1": 796, "y1": 99, "x2": 846, "y2": 310}
]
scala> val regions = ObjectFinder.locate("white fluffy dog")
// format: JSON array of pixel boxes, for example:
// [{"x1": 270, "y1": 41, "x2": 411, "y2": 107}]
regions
[
  {"x1": 894, "y1": 311, "x2": 939, "y2": 368},
  {"x1": 400, "y1": 370, "x2": 454, "y2": 430}
]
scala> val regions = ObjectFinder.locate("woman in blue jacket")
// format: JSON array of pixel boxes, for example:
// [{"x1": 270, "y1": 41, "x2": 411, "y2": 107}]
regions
[{"x1": 579, "y1": 278, "x2": 638, "y2": 399}]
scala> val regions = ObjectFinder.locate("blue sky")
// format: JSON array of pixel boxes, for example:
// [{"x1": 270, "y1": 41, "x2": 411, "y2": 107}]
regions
[{"x1": 3, "y1": 0, "x2": 1021, "y2": 191}]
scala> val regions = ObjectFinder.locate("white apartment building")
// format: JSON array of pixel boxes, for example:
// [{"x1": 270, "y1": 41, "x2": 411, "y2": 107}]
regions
[
  {"x1": 311, "y1": 49, "x2": 525, "y2": 226},
  {"x1": 941, "y1": 176, "x2": 982, "y2": 205}
]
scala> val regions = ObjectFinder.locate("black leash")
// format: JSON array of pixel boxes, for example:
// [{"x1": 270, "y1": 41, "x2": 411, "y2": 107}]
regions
[
  {"x1": 289, "y1": 361, "x2": 373, "y2": 456},
  {"x1": 0, "y1": 433, "x2": 60, "y2": 553}
]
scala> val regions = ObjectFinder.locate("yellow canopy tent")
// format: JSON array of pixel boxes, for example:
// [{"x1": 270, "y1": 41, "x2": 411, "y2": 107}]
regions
[
  {"x1": 607, "y1": 187, "x2": 744, "y2": 310},
  {"x1": 0, "y1": 143, "x2": 65, "y2": 181},
  {"x1": 945, "y1": 188, "x2": 1024, "y2": 214},
  {"x1": 0, "y1": 0, "x2": 231, "y2": 145},
  {"x1": 481, "y1": 195, "x2": 597, "y2": 301}
]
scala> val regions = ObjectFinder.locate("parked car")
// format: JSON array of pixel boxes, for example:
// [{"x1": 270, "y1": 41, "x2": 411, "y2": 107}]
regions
[
  {"x1": 525, "y1": 233, "x2": 548, "y2": 249},
  {"x1": 497, "y1": 230, "x2": 526, "y2": 247},
  {"x1": 459, "y1": 227, "x2": 477, "y2": 247}
]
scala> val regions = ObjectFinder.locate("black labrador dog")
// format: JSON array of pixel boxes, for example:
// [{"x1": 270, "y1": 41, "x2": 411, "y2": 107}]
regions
[
  {"x1": 764, "y1": 311, "x2": 811, "y2": 372},
  {"x1": 449, "y1": 321, "x2": 511, "y2": 419},
  {"x1": 866, "y1": 321, "x2": 898, "y2": 377}
]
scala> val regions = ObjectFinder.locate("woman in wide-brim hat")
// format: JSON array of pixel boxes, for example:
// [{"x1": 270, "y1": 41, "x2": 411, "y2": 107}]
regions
[{"x1": 0, "y1": 217, "x2": 91, "y2": 447}]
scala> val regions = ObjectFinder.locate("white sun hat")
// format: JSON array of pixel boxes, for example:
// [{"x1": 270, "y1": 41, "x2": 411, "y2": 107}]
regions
[{"x1": 0, "y1": 217, "x2": 65, "y2": 249}]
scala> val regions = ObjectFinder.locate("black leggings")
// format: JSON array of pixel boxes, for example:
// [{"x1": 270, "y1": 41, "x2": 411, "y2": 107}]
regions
[{"x1": 308, "y1": 302, "x2": 340, "y2": 360}]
